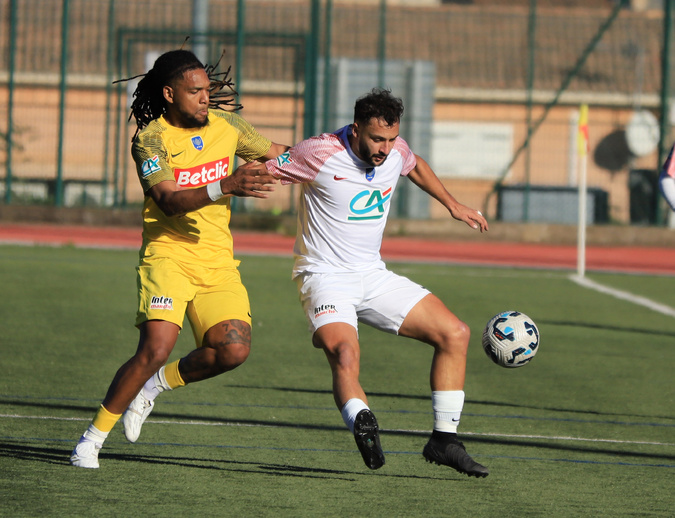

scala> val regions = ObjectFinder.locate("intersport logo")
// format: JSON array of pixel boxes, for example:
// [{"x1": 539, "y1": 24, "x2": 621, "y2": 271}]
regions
[{"x1": 175, "y1": 157, "x2": 230, "y2": 187}]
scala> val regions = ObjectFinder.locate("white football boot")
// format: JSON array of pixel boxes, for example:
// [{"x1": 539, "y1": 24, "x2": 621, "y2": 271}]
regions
[
  {"x1": 70, "y1": 439, "x2": 102, "y2": 469},
  {"x1": 123, "y1": 390, "x2": 154, "y2": 443}
]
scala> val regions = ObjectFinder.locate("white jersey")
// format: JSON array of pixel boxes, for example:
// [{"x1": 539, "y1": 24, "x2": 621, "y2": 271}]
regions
[
  {"x1": 660, "y1": 144, "x2": 675, "y2": 210},
  {"x1": 266, "y1": 125, "x2": 417, "y2": 277}
]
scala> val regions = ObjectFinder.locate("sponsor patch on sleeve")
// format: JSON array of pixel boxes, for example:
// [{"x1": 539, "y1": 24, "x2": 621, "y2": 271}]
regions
[
  {"x1": 275, "y1": 152, "x2": 293, "y2": 167},
  {"x1": 141, "y1": 155, "x2": 162, "y2": 177}
]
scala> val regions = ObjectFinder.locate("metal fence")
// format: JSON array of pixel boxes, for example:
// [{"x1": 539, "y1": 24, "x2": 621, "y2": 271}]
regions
[{"x1": 1, "y1": 0, "x2": 673, "y2": 225}]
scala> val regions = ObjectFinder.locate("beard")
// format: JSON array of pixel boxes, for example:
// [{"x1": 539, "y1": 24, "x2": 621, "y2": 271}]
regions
[
  {"x1": 358, "y1": 141, "x2": 388, "y2": 167},
  {"x1": 190, "y1": 113, "x2": 209, "y2": 128},
  {"x1": 178, "y1": 109, "x2": 209, "y2": 129}
]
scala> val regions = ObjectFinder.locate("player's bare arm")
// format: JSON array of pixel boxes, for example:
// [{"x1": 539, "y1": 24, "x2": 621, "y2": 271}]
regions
[
  {"x1": 262, "y1": 142, "x2": 290, "y2": 161},
  {"x1": 147, "y1": 166, "x2": 278, "y2": 217},
  {"x1": 408, "y1": 154, "x2": 488, "y2": 233}
]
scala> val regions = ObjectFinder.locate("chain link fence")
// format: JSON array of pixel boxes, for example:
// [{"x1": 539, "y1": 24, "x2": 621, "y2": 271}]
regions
[{"x1": 1, "y1": 0, "x2": 672, "y2": 225}]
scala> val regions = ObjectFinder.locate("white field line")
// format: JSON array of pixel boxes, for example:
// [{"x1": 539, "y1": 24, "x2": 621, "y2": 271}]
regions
[
  {"x1": 2, "y1": 413, "x2": 672, "y2": 447},
  {"x1": 569, "y1": 274, "x2": 675, "y2": 318}
]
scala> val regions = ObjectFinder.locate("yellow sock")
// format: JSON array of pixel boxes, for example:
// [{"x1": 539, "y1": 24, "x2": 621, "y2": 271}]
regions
[
  {"x1": 91, "y1": 404, "x2": 122, "y2": 433},
  {"x1": 164, "y1": 359, "x2": 186, "y2": 389}
]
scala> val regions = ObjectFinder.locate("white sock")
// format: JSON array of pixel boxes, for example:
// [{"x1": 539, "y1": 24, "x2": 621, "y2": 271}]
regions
[
  {"x1": 432, "y1": 390, "x2": 465, "y2": 433},
  {"x1": 340, "y1": 398, "x2": 369, "y2": 433},
  {"x1": 81, "y1": 424, "x2": 108, "y2": 445},
  {"x1": 142, "y1": 366, "x2": 172, "y2": 401}
]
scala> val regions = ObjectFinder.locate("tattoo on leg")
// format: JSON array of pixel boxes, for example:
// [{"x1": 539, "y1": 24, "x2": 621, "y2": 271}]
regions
[{"x1": 219, "y1": 320, "x2": 251, "y2": 348}]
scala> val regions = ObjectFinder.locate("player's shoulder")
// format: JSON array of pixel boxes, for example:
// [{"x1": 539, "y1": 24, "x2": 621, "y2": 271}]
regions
[
  {"x1": 323, "y1": 131, "x2": 344, "y2": 145},
  {"x1": 132, "y1": 119, "x2": 168, "y2": 156},
  {"x1": 208, "y1": 109, "x2": 262, "y2": 138},
  {"x1": 299, "y1": 131, "x2": 345, "y2": 153},
  {"x1": 209, "y1": 108, "x2": 236, "y2": 120},
  {"x1": 208, "y1": 108, "x2": 244, "y2": 126},
  {"x1": 135, "y1": 118, "x2": 167, "y2": 141},
  {"x1": 393, "y1": 134, "x2": 412, "y2": 154},
  {"x1": 284, "y1": 133, "x2": 344, "y2": 169}
]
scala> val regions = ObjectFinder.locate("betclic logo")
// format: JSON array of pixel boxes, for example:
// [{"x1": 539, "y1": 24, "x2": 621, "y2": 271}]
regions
[{"x1": 174, "y1": 157, "x2": 230, "y2": 187}]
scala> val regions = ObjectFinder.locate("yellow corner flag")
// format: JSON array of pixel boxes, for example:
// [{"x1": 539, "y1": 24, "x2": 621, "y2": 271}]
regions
[{"x1": 577, "y1": 104, "x2": 589, "y2": 157}]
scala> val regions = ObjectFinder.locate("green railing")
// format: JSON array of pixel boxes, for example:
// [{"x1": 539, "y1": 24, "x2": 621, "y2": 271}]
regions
[{"x1": 1, "y1": 0, "x2": 673, "y2": 225}]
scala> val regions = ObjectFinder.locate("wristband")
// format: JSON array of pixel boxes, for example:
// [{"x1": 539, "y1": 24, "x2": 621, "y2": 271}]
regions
[{"x1": 206, "y1": 181, "x2": 224, "y2": 201}]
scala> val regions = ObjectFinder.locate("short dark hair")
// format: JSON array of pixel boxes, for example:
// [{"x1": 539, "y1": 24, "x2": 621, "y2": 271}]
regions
[{"x1": 353, "y1": 88, "x2": 404, "y2": 126}]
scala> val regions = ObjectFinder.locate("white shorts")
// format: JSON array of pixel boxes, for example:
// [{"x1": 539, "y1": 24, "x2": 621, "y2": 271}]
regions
[
  {"x1": 659, "y1": 170, "x2": 675, "y2": 210},
  {"x1": 295, "y1": 268, "x2": 431, "y2": 335}
]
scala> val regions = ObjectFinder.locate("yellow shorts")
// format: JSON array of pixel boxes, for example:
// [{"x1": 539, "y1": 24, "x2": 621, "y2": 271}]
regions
[{"x1": 136, "y1": 257, "x2": 251, "y2": 347}]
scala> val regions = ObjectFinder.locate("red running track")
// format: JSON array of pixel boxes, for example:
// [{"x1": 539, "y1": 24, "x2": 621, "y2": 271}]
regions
[{"x1": 1, "y1": 222, "x2": 675, "y2": 275}]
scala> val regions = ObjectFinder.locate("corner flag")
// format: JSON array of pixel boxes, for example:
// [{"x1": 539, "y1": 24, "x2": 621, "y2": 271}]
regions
[
  {"x1": 576, "y1": 104, "x2": 589, "y2": 278},
  {"x1": 577, "y1": 104, "x2": 589, "y2": 157}
]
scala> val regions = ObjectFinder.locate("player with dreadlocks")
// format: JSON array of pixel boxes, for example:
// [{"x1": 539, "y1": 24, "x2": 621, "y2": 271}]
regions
[
  {"x1": 71, "y1": 48, "x2": 288, "y2": 468},
  {"x1": 124, "y1": 48, "x2": 244, "y2": 139}
]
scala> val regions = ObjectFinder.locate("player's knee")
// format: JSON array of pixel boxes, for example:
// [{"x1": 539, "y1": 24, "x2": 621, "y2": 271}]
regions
[
  {"x1": 327, "y1": 342, "x2": 360, "y2": 372},
  {"x1": 136, "y1": 343, "x2": 172, "y2": 371},
  {"x1": 436, "y1": 320, "x2": 470, "y2": 355},
  {"x1": 214, "y1": 341, "x2": 250, "y2": 372},
  {"x1": 202, "y1": 320, "x2": 252, "y2": 372}
]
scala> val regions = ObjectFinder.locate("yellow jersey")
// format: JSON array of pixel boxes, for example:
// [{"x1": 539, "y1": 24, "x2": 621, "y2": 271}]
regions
[{"x1": 131, "y1": 109, "x2": 272, "y2": 268}]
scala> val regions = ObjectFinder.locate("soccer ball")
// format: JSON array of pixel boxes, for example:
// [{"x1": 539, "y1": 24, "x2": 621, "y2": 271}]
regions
[{"x1": 482, "y1": 311, "x2": 540, "y2": 368}]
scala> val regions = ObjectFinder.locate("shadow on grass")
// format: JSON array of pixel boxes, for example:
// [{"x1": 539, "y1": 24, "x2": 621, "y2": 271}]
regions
[
  {"x1": 458, "y1": 434, "x2": 675, "y2": 464},
  {"x1": 221, "y1": 386, "x2": 675, "y2": 422},
  {"x1": 3, "y1": 393, "x2": 674, "y2": 423},
  {"x1": 0, "y1": 442, "x2": 70, "y2": 466},
  {"x1": 0, "y1": 441, "x2": 453, "y2": 481}
]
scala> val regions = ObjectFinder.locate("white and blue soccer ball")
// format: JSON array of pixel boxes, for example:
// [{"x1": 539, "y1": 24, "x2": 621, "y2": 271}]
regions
[{"x1": 482, "y1": 311, "x2": 540, "y2": 368}]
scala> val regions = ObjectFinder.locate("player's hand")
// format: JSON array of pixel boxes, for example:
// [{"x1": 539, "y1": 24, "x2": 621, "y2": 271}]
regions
[
  {"x1": 451, "y1": 204, "x2": 489, "y2": 233},
  {"x1": 221, "y1": 162, "x2": 278, "y2": 198}
]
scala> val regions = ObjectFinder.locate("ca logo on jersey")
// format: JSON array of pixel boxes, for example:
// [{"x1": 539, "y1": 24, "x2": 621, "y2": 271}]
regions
[
  {"x1": 348, "y1": 187, "x2": 392, "y2": 220},
  {"x1": 276, "y1": 152, "x2": 292, "y2": 167},
  {"x1": 141, "y1": 155, "x2": 161, "y2": 177}
]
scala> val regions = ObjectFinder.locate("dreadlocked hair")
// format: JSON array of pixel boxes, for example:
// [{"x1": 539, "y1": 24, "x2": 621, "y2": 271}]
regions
[{"x1": 114, "y1": 48, "x2": 242, "y2": 140}]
